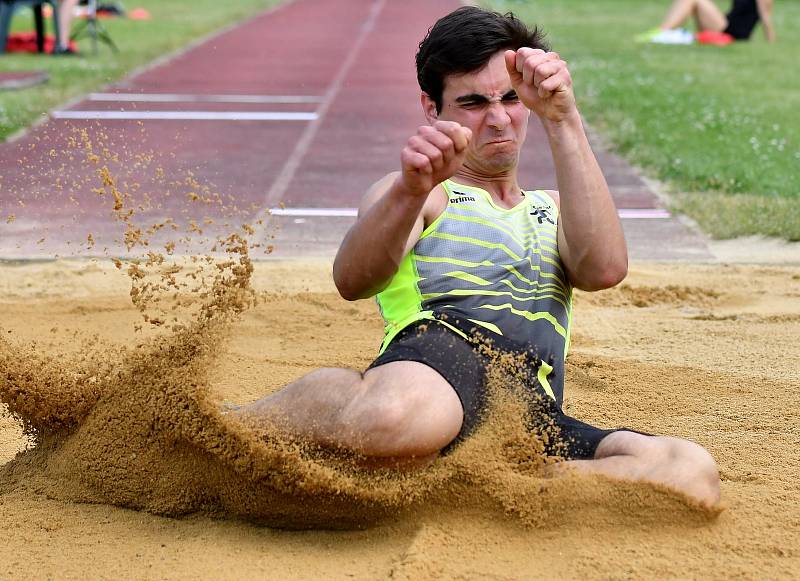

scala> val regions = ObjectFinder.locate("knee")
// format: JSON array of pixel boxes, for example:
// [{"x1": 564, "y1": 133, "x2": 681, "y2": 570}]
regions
[
  {"x1": 351, "y1": 398, "x2": 414, "y2": 452},
  {"x1": 341, "y1": 385, "x2": 462, "y2": 458}
]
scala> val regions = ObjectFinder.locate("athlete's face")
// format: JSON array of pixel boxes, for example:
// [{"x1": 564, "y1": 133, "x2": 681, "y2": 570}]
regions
[{"x1": 424, "y1": 51, "x2": 530, "y2": 176}]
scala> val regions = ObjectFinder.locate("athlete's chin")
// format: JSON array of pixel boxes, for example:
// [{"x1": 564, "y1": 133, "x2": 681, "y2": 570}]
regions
[{"x1": 479, "y1": 152, "x2": 518, "y2": 173}]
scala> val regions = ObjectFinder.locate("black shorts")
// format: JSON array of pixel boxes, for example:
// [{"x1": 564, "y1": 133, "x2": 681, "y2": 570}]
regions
[
  {"x1": 367, "y1": 316, "x2": 624, "y2": 459},
  {"x1": 723, "y1": 2, "x2": 759, "y2": 40}
]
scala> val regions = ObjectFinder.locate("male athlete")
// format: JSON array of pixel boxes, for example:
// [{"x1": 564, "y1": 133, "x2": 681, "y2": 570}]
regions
[{"x1": 241, "y1": 7, "x2": 720, "y2": 507}]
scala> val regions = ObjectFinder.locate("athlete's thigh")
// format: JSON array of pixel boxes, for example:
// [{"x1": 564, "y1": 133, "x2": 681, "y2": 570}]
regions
[
  {"x1": 362, "y1": 360, "x2": 463, "y2": 418},
  {"x1": 695, "y1": 0, "x2": 728, "y2": 31}
]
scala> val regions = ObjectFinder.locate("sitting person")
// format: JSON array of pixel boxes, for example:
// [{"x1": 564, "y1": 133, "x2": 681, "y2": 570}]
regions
[
  {"x1": 234, "y1": 6, "x2": 722, "y2": 509},
  {"x1": 638, "y1": 0, "x2": 776, "y2": 43}
]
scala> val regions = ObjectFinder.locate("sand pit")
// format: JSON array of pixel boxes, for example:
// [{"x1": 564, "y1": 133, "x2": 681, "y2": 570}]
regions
[{"x1": 1, "y1": 256, "x2": 798, "y2": 579}]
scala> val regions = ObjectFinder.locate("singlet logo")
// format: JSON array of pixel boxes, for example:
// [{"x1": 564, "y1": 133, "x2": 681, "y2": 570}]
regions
[
  {"x1": 530, "y1": 205, "x2": 556, "y2": 225},
  {"x1": 449, "y1": 191, "x2": 476, "y2": 204}
]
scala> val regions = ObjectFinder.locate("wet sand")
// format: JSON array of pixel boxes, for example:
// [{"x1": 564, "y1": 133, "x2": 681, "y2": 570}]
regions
[{"x1": 1, "y1": 258, "x2": 799, "y2": 579}]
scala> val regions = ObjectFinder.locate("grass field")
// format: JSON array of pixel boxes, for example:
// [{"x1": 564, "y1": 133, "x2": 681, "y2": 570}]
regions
[
  {"x1": 0, "y1": 0, "x2": 279, "y2": 141},
  {"x1": 484, "y1": 0, "x2": 800, "y2": 240}
]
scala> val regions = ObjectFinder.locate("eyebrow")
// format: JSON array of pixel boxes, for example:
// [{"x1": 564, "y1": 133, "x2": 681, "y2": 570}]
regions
[{"x1": 455, "y1": 89, "x2": 518, "y2": 104}]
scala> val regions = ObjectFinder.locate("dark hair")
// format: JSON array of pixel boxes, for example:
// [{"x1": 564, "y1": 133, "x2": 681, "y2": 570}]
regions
[{"x1": 416, "y1": 6, "x2": 549, "y2": 113}]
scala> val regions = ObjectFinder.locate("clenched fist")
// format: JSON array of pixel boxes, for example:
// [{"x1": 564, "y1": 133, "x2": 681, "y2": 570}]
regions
[
  {"x1": 504, "y1": 48, "x2": 577, "y2": 123},
  {"x1": 400, "y1": 121, "x2": 472, "y2": 197}
]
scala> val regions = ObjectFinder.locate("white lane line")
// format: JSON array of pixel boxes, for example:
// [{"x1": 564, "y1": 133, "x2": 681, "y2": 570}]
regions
[
  {"x1": 89, "y1": 93, "x2": 324, "y2": 104},
  {"x1": 51, "y1": 111, "x2": 318, "y2": 121},
  {"x1": 261, "y1": 0, "x2": 387, "y2": 211},
  {"x1": 270, "y1": 207, "x2": 359, "y2": 217},
  {"x1": 618, "y1": 208, "x2": 671, "y2": 219},
  {"x1": 267, "y1": 208, "x2": 671, "y2": 219}
]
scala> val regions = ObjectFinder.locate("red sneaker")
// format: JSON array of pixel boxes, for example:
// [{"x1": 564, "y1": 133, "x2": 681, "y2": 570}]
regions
[{"x1": 696, "y1": 31, "x2": 735, "y2": 46}]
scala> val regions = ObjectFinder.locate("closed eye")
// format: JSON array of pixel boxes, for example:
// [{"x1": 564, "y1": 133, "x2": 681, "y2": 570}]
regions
[
  {"x1": 454, "y1": 90, "x2": 519, "y2": 109},
  {"x1": 456, "y1": 95, "x2": 489, "y2": 109}
]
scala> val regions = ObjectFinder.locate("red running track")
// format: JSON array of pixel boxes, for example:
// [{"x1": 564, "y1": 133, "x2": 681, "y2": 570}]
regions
[{"x1": 0, "y1": 0, "x2": 702, "y2": 260}]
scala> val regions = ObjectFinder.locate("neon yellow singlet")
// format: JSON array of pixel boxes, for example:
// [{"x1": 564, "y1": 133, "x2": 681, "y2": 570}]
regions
[{"x1": 375, "y1": 179, "x2": 573, "y2": 403}]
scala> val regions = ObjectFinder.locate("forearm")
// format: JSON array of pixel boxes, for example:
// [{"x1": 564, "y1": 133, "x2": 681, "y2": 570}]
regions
[
  {"x1": 543, "y1": 112, "x2": 627, "y2": 290},
  {"x1": 333, "y1": 177, "x2": 425, "y2": 300},
  {"x1": 762, "y1": 17, "x2": 775, "y2": 43},
  {"x1": 756, "y1": 0, "x2": 776, "y2": 42}
]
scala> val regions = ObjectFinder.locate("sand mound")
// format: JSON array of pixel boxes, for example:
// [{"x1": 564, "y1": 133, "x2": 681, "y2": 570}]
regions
[{"x1": 578, "y1": 283, "x2": 720, "y2": 308}]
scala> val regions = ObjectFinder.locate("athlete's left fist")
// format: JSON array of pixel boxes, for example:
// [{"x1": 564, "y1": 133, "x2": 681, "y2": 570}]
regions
[{"x1": 504, "y1": 48, "x2": 576, "y2": 123}]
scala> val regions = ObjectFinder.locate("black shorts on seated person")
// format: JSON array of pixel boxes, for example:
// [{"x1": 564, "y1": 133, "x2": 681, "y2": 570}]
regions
[{"x1": 367, "y1": 315, "x2": 634, "y2": 459}]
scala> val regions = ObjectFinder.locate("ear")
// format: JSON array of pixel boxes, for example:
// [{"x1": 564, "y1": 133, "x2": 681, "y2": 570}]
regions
[{"x1": 421, "y1": 92, "x2": 438, "y2": 124}]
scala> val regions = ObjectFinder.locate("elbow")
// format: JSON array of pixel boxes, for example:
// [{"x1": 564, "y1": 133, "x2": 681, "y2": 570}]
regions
[
  {"x1": 335, "y1": 279, "x2": 384, "y2": 302},
  {"x1": 333, "y1": 261, "x2": 385, "y2": 301},
  {"x1": 333, "y1": 246, "x2": 398, "y2": 301},
  {"x1": 595, "y1": 257, "x2": 628, "y2": 290},
  {"x1": 572, "y1": 257, "x2": 628, "y2": 292},
  {"x1": 335, "y1": 282, "x2": 358, "y2": 302},
  {"x1": 336, "y1": 276, "x2": 391, "y2": 301},
  {"x1": 336, "y1": 281, "x2": 364, "y2": 302},
  {"x1": 333, "y1": 263, "x2": 360, "y2": 302},
  {"x1": 600, "y1": 260, "x2": 628, "y2": 289}
]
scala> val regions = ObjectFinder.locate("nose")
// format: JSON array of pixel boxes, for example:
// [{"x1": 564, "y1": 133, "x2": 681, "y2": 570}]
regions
[{"x1": 486, "y1": 102, "x2": 511, "y2": 130}]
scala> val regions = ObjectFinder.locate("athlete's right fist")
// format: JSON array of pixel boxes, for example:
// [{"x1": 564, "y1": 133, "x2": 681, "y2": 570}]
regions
[{"x1": 399, "y1": 121, "x2": 472, "y2": 196}]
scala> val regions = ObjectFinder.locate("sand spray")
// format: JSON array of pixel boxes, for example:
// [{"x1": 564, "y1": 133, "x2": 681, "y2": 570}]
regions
[{"x1": 0, "y1": 126, "x2": 716, "y2": 529}]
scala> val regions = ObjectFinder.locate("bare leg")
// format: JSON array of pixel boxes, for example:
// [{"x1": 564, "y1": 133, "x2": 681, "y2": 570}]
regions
[
  {"x1": 236, "y1": 361, "x2": 464, "y2": 460},
  {"x1": 57, "y1": 0, "x2": 79, "y2": 49},
  {"x1": 660, "y1": 0, "x2": 728, "y2": 31},
  {"x1": 561, "y1": 431, "x2": 721, "y2": 508}
]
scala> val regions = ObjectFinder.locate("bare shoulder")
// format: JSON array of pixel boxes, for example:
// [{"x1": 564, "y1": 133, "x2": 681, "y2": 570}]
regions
[
  {"x1": 424, "y1": 182, "x2": 448, "y2": 227},
  {"x1": 541, "y1": 189, "x2": 560, "y2": 209},
  {"x1": 358, "y1": 171, "x2": 402, "y2": 217},
  {"x1": 359, "y1": 172, "x2": 447, "y2": 228}
]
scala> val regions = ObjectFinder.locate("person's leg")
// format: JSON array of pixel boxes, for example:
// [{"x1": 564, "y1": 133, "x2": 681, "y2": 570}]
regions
[
  {"x1": 236, "y1": 361, "x2": 464, "y2": 460},
  {"x1": 57, "y1": 0, "x2": 79, "y2": 50},
  {"x1": 561, "y1": 431, "x2": 721, "y2": 508},
  {"x1": 660, "y1": 0, "x2": 728, "y2": 31}
]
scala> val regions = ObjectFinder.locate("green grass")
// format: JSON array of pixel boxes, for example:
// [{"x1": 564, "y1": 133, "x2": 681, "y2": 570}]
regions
[
  {"x1": 0, "y1": 0, "x2": 280, "y2": 141},
  {"x1": 483, "y1": 0, "x2": 800, "y2": 240},
  {"x1": 672, "y1": 192, "x2": 800, "y2": 239}
]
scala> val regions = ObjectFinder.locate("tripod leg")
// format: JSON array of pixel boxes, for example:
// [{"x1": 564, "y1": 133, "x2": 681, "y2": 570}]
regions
[
  {"x1": 97, "y1": 25, "x2": 118, "y2": 52},
  {"x1": 70, "y1": 18, "x2": 87, "y2": 40}
]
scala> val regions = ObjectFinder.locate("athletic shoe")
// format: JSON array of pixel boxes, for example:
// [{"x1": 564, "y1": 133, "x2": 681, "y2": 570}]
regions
[
  {"x1": 647, "y1": 28, "x2": 695, "y2": 45},
  {"x1": 634, "y1": 27, "x2": 662, "y2": 43},
  {"x1": 52, "y1": 46, "x2": 78, "y2": 55}
]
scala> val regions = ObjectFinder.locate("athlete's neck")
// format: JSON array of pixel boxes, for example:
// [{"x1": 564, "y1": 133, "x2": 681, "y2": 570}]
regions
[{"x1": 451, "y1": 165, "x2": 523, "y2": 208}]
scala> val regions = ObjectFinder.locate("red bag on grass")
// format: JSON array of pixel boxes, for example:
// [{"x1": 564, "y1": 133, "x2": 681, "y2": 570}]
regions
[{"x1": 5, "y1": 32, "x2": 77, "y2": 54}]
